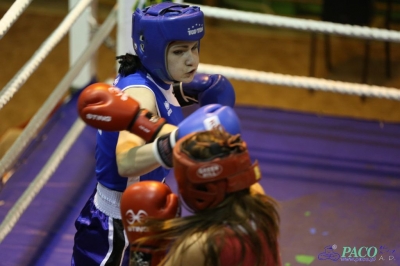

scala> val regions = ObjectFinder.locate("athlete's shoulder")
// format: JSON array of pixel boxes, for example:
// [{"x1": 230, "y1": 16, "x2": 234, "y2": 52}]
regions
[{"x1": 113, "y1": 71, "x2": 149, "y2": 90}]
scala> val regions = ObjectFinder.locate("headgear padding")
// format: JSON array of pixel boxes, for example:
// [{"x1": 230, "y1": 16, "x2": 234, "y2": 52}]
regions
[
  {"x1": 132, "y1": 2, "x2": 205, "y2": 82},
  {"x1": 173, "y1": 131, "x2": 261, "y2": 212}
]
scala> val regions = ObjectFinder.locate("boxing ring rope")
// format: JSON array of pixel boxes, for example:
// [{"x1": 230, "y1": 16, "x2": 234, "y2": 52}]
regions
[
  {"x1": 0, "y1": 0, "x2": 400, "y2": 245},
  {"x1": 0, "y1": 0, "x2": 103, "y2": 180},
  {"x1": 0, "y1": 0, "x2": 33, "y2": 39},
  {"x1": 189, "y1": 3, "x2": 400, "y2": 101},
  {"x1": 0, "y1": 0, "x2": 93, "y2": 110},
  {"x1": 0, "y1": 120, "x2": 85, "y2": 243},
  {"x1": 0, "y1": 4, "x2": 118, "y2": 243},
  {"x1": 188, "y1": 3, "x2": 400, "y2": 43},
  {"x1": 198, "y1": 64, "x2": 400, "y2": 100}
]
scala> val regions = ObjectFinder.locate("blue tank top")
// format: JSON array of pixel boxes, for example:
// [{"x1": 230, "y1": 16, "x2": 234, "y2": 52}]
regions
[{"x1": 95, "y1": 70, "x2": 184, "y2": 191}]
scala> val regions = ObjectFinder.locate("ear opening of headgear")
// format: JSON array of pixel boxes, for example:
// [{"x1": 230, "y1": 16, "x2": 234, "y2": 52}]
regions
[
  {"x1": 132, "y1": 2, "x2": 205, "y2": 83},
  {"x1": 173, "y1": 130, "x2": 261, "y2": 212}
]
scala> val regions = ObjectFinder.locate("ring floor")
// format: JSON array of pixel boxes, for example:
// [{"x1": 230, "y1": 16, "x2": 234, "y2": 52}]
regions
[{"x1": 0, "y1": 91, "x2": 399, "y2": 266}]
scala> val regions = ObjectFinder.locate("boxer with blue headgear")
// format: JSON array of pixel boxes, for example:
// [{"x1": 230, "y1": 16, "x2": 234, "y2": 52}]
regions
[
  {"x1": 72, "y1": 2, "x2": 236, "y2": 266},
  {"x1": 130, "y1": 2, "x2": 235, "y2": 107},
  {"x1": 132, "y1": 2, "x2": 205, "y2": 83}
]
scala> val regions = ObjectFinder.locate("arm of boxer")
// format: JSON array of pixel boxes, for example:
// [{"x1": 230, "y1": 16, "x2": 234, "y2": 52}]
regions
[
  {"x1": 104, "y1": 85, "x2": 177, "y2": 177},
  {"x1": 123, "y1": 86, "x2": 157, "y2": 114},
  {"x1": 112, "y1": 88, "x2": 176, "y2": 176},
  {"x1": 116, "y1": 124, "x2": 177, "y2": 177},
  {"x1": 173, "y1": 73, "x2": 236, "y2": 107},
  {"x1": 116, "y1": 124, "x2": 179, "y2": 177},
  {"x1": 164, "y1": 233, "x2": 207, "y2": 266},
  {"x1": 116, "y1": 131, "x2": 155, "y2": 177}
]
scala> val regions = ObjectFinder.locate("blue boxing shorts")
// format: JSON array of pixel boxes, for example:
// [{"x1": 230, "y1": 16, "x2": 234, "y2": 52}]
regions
[{"x1": 71, "y1": 186, "x2": 130, "y2": 266}]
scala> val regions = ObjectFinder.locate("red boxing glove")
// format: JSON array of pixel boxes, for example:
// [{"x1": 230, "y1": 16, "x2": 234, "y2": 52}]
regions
[
  {"x1": 77, "y1": 82, "x2": 166, "y2": 142},
  {"x1": 121, "y1": 181, "x2": 180, "y2": 266}
]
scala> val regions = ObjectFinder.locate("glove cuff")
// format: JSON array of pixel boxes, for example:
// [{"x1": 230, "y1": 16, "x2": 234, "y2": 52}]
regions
[
  {"x1": 129, "y1": 109, "x2": 167, "y2": 143},
  {"x1": 152, "y1": 129, "x2": 177, "y2": 168}
]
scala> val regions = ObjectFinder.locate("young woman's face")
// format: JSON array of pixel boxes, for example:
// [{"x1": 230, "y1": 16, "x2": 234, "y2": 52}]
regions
[{"x1": 166, "y1": 41, "x2": 200, "y2": 83}]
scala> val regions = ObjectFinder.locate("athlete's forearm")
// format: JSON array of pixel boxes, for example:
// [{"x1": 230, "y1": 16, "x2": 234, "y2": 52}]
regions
[{"x1": 116, "y1": 123, "x2": 177, "y2": 177}]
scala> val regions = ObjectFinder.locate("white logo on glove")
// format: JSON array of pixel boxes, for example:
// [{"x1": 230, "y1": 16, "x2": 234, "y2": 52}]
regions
[
  {"x1": 203, "y1": 116, "x2": 221, "y2": 130},
  {"x1": 86, "y1": 113, "x2": 112, "y2": 122},
  {"x1": 125, "y1": 209, "x2": 148, "y2": 225}
]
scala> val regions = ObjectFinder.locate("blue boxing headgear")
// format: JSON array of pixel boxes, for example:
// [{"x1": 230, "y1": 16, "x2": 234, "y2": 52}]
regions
[{"x1": 132, "y1": 2, "x2": 205, "y2": 83}]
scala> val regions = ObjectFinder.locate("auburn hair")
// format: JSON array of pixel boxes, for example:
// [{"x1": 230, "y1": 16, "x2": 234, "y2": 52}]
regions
[{"x1": 137, "y1": 129, "x2": 280, "y2": 266}]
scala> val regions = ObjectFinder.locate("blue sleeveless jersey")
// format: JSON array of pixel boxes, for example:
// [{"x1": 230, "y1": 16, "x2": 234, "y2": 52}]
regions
[{"x1": 95, "y1": 70, "x2": 184, "y2": 191}]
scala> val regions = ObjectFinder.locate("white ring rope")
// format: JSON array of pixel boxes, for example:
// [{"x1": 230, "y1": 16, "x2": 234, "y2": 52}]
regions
[
  {"x1": 0, "y1": 119, "x2": 85, "y2": 243},
  {"x1": 0, "y1": 0, "x2": 92, "y2": 110},
  {"x1": 0, "y1": 5, "x2": 117, "y2": 184},
  {"x1": 186, "y1": 3, "x2": 400, "y2": 43},
  {"x1": 0, "y1": 0, "x2": 34, "y2": 39},
  {"x1": 187, "y1": 3, "x2": 400, "y2": 42},
  {"x1": 185, "y1": 3, "x2": 400, "y2": 101},
  {"x1": 198, "y1": 64, "x2": 400, "y2": 101},
  {"x1": 0, "y1": 4, "x2": 118, "y2": 244}
]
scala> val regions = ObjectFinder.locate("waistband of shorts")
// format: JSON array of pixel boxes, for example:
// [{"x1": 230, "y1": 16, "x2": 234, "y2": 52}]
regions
[{"x1": 94, "y1": 182, "x2": 122, "y2": 219}]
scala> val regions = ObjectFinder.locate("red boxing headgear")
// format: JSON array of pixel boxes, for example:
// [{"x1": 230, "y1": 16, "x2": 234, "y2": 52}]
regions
[{"x1": 173, "y1": 131, "x2": 261, "y2": 212}]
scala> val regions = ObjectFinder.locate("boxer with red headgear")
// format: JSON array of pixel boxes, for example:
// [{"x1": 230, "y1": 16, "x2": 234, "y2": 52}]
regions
[
  {"x1": 130, "y1": 129, "x2": 281, "y2": 266},
  {"x1": 173, "y1": 129, "x2": 261, "y2": 212}
]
